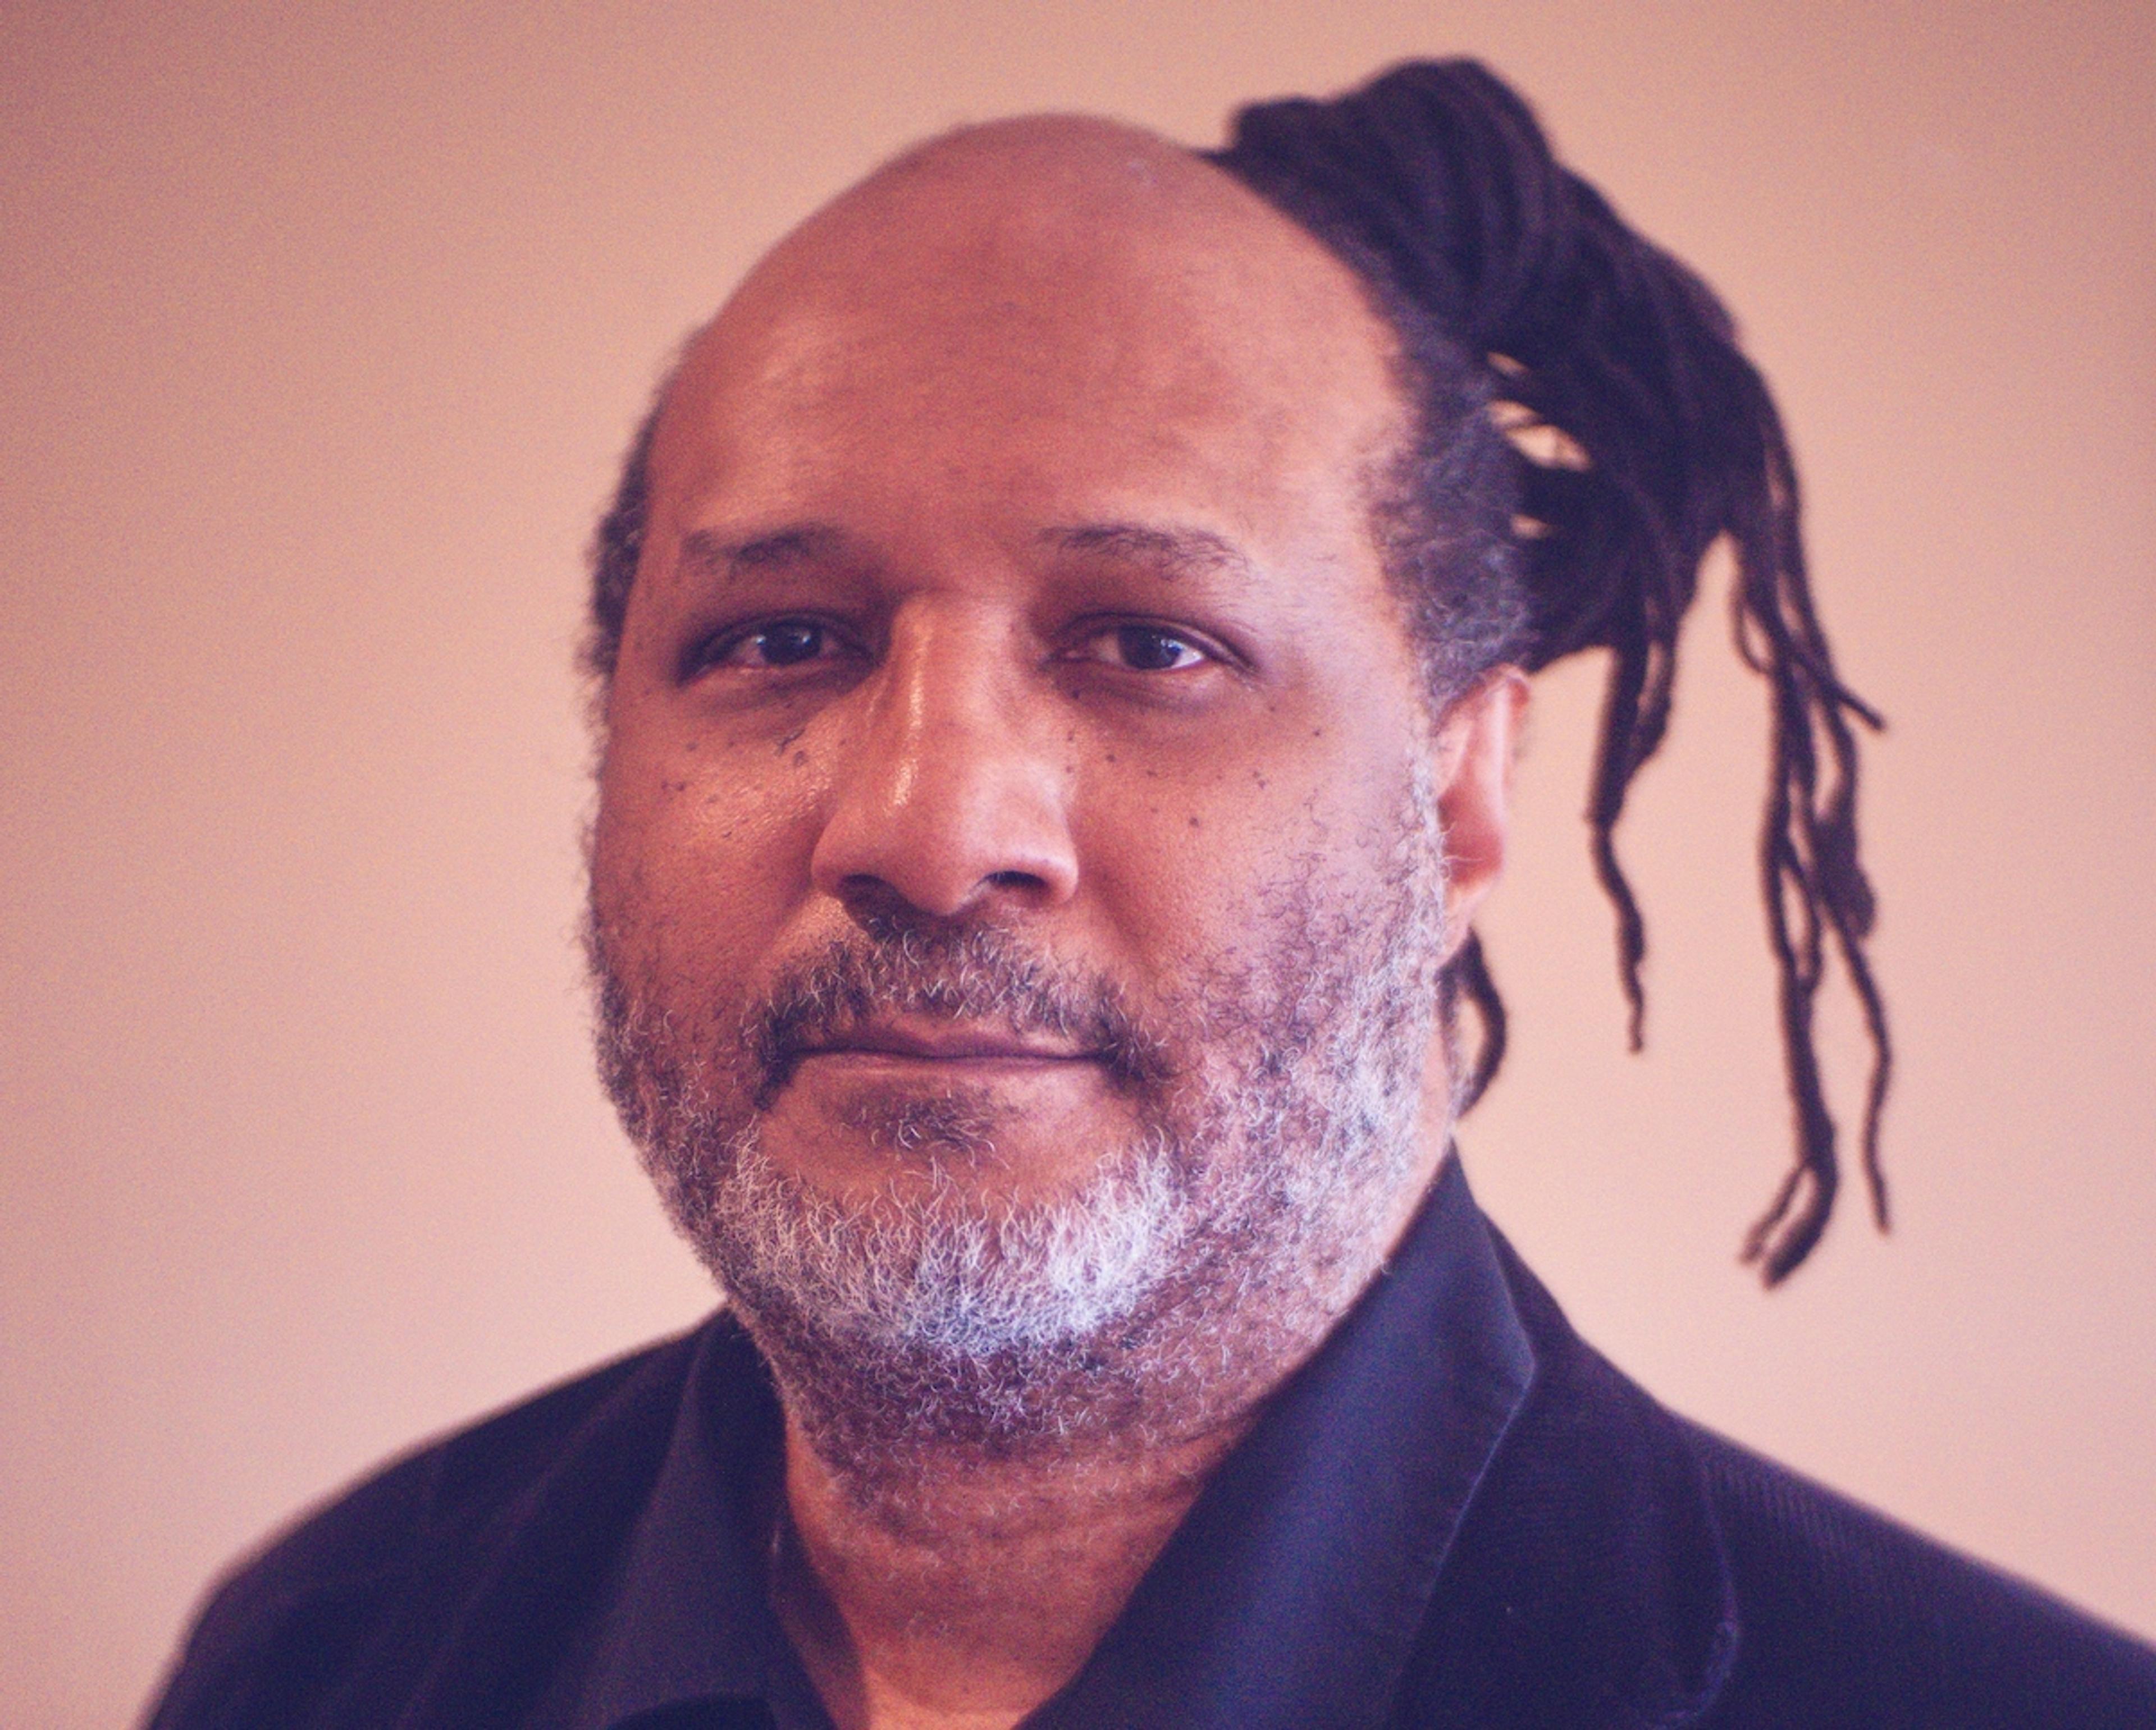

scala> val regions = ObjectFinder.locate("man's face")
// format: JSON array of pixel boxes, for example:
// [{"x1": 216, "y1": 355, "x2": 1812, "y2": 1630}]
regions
[{"x1": 588, "y1": 122, "x2": 1513, "y2": 1447}]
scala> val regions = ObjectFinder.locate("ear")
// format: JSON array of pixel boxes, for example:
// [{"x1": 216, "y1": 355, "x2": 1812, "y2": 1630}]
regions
[{"x1": 1431, "y1": 667, "x2": 1529, "y2": 964}]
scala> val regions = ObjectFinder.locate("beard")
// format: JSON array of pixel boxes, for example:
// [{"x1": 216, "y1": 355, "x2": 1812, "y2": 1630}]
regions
[{"x1": 589, "y1": 775, "x2": 1452, "y2": 1465}]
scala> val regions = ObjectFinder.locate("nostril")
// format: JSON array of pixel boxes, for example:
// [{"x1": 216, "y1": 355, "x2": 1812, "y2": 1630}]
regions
[
  {"x1": 836, "y1": 876, "x2": 907, "y2": 911},
  {"x1": 833, "y1": 877, "x2": 923, "y2": 940},
  {"x1": 831, "y1": 868, "x2": 1058, "y2": 934}
]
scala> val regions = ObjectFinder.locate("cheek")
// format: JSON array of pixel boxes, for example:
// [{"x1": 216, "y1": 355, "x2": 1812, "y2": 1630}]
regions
[
  {"x1": 591, "y1": 716, "x2": 830, "y2": 987},
  {"x1": 1072, "y1": 702, "x2": 1425, "y2": 983}
]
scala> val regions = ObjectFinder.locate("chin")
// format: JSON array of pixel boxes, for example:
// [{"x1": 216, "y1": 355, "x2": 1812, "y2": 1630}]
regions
[{"x1": 771, "y1": 1074, "x2": 1146, "y2": 1202}]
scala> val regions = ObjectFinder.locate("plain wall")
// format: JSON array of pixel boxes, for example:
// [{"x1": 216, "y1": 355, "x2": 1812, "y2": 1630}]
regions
[{"x1": 3, "y1": 2, "x2": 2151, "y2": 1723}]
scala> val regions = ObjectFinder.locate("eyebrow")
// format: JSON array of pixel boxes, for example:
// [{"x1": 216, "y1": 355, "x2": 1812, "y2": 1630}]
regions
[
  {"x1": 1039, "y1": 521, "x2": 1258, "y2": 584},
  {"x1": 673, "y1": 519, "x2": 1259, "y2": 587},
  {"x1": 675, "y1": 523, "x2": 848, "y2": 585}
]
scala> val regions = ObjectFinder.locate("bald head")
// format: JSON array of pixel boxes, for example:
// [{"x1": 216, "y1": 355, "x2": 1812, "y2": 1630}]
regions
[
  {"x1": 720, "y1": 115, "x2": 1378, "y2": 330},
  {"x1": 744, "y1": 113, "x2": 1310, "y2": 293},
  {"x1": 682, "y1": 113, "x2": 1403, "y2": 442},
  {"x1": 597, "y1": 116, "x2": 1416, "y2": 684}
]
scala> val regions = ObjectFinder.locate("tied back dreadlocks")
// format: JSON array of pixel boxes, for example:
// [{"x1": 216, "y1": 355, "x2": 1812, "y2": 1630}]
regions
[{"x1": 584, "y1": 60, "x2": 1890, "y2": 1286}]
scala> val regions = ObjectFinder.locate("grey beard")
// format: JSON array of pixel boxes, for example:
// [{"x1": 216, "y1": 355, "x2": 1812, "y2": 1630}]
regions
[{"x1": 590, "y1": 777, "x2": 1451, "y2": 1464}]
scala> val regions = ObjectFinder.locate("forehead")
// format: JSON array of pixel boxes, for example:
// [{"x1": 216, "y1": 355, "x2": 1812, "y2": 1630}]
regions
[{"x1": 647, "y1": 119, "x2": 1409, "y2": 546}]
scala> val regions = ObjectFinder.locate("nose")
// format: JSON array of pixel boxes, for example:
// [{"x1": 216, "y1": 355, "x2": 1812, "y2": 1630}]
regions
[{"x1": 809, "y1": 604, "x2": 1079, "y2": 919}]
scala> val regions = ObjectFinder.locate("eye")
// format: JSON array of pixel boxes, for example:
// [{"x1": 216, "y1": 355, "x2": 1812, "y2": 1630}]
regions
[
  {"x1": 1070, "y1": 623, "x2": 1214, "y2": 673},
  {"x1": 694, "y1": 617, "x2": 851, "y2": 674}
]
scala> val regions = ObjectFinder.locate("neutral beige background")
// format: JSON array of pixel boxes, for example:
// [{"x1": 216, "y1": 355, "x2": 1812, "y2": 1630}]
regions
[{"x1": 4, "y1": 2, "x2": 2152, "y2": 1723}]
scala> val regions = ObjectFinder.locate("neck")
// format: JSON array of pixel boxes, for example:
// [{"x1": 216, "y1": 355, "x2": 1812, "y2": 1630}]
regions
[
  {"x1": 764, "y1": 1137, "x2": 1454, "y2": 1730},
  {"x1": 770, "y1": 1397, "x2": 1254, "y2": 1730}
]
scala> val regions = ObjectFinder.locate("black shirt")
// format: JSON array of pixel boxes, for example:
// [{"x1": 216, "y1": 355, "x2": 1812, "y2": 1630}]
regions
[{"x1": 145, "y1": 1155, "x2": 2156, "y2": 1729}]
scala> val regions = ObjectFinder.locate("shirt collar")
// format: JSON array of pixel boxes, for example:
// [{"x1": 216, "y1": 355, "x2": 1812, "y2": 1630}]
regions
[
  {"x1": 1028, "y1": 1150, "x2": 1536, "y2": 1730},
  {"x1": 565, "y1": 1319, "x2": 786, "y2": 1729},
  {"x1": 569, "y1": 1150, "x2": 1534, "y2": 1730}
]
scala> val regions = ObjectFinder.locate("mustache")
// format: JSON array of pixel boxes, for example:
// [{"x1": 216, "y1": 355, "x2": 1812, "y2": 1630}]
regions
[{"x1": 748, "y1": 923, "x2": 1175, "y2": 1106}]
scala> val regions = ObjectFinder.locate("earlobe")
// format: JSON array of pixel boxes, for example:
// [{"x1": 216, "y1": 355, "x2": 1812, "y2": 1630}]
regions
[{"x1": 1433, "y1": 667, "x2": 1529, "y2": 959}]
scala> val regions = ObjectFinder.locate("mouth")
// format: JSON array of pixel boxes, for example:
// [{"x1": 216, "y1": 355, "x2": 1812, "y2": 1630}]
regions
[{"x1": 793, "y1": 1018, "x2": 1103, "y2": 1068}]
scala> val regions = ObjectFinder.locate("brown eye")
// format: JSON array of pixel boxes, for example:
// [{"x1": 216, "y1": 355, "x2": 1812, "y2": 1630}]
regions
[
  {"x1": 1120, "y1": 625, "x2": 1202, "y2": 670},
  {"x1": 1072, "y1": 624, "x2": 1211, "y2": 672},
  {"x1": 697, "y1": 617, "x2": 848, "y2": 673},
  {"x1": 744, "y1": 621, "x2": 826, "y2": 666}
]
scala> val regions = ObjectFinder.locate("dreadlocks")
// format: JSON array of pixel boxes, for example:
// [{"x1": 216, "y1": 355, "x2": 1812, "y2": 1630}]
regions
[
  {"x1": 585, "y1": 60, "x2": 1890, "y2": 1285},
  {"x1": 1206, "y1": 60, "x2": 1889, "y2": 1284}
]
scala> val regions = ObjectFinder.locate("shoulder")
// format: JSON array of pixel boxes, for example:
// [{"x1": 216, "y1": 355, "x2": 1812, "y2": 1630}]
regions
[
  {"x1": 143, "y1": 1317, "x2": 730, "y2": 1729},
  {"x1": 1685, "y1": 1420, "x2": 2156, "y2": 1728},
  {"x1": 1454, "y1": 1230, "x2": 2156, "y2": 1730}
]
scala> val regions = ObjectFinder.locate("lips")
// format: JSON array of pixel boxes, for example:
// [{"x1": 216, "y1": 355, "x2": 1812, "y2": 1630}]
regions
[
  {"x1": 794, "y1": 1018, "x2": 1100, "y2": 1064},
  {"x1": 743, "y1": 932, "x2": 1174, "y2": 1103}
]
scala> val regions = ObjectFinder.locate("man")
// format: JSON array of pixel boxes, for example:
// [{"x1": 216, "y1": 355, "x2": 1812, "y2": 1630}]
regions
[{"x1": 147, "y1": 61, "x2": 2156, "y2": 1730}]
